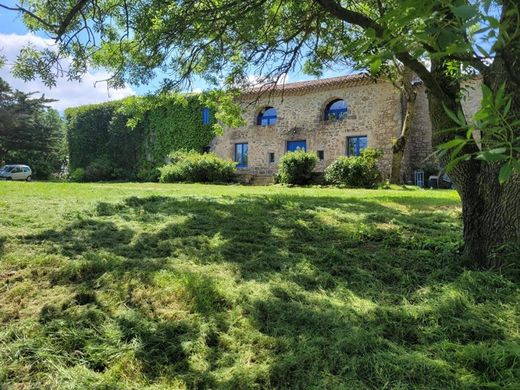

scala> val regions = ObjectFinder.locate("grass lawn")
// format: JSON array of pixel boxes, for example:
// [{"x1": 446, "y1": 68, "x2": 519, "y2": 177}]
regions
[{"x1": 0, "y1": 182, "x2": 518, "y2": 389}]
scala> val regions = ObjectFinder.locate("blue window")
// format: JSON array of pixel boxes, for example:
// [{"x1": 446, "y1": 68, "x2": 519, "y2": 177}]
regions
[
  {"x1": 324, "y1": 99, "x2": 347, "y2": 121},
  {"x1": 347, "y1": 136, "x2": 368, "y2": 156},
  {"x1": 202, "y1": 107, "x2": 210, "y2": 125},
  {"x1": 287, "y1": 140, "x2": 307, "y2": 152},
  {"x1": 234, "y1": 143, "x2": 248, "y2": 167},
  {"x1": 257, "y1": 107, "x2": 277, "y2": 126}
]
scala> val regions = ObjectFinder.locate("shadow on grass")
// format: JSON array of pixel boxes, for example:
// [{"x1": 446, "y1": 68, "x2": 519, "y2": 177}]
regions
[{"x1": 18, "y1": 193, "x2": 519, "y2": 388}]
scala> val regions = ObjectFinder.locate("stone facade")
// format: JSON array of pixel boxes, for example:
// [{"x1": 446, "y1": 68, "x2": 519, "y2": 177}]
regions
[{"x1": 210, "y1": 74, "x2": 481, "y2": 182}]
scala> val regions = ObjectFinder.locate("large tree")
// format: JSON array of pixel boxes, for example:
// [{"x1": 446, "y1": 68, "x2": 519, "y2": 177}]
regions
[
  {"x1": 0, "y1": 78, "x2": 65, "y2": 178},
  {"x1": 3, "y1": 0, "x2": 519, "y2": 266}
]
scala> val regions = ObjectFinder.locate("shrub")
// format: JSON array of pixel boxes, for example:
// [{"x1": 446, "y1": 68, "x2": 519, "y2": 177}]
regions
[
  {"x1": 84, "y1": 158, "x2": 116, "y2": 182},
  {"x1": 136, "y1": 160, "x2": 161, "y2": 182},
  {"x1": 325, "y1": 148, "x2": 382, "y2": 188},
  {"x1": 69, "y1": 168, "x2": 86, "y2": 182},
  {"x1": 276, "y1": 150, "x2": 318, "y2": 185},
  {"x1": 159, "y1": 150, "x2": 236, "y2": 183}
]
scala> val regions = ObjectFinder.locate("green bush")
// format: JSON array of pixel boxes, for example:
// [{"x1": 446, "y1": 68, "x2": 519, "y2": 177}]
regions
[
  {"x1": 159, "y1": 150, "x2": 236, "y2": 183},
  {"x1": 84, "y1": 158, "x2": 117, "y2": 182},
  {"x1": 136, "y1": 160, "x2": 161, "y2": 182},
  {"x1": 69, "y1": 168, "x2": 86, "y2": 182},
  {"x1": 325, "y1": 148, "x2": 382, "y2": 188},
  {"x1": 276, "y1": 150, "x2": 318, "y2": 185}
]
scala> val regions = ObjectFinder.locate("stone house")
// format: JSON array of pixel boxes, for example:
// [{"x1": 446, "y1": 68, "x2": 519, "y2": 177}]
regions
[{"x1": 210, "y1": 73, "x2": 481, "y2": 183}]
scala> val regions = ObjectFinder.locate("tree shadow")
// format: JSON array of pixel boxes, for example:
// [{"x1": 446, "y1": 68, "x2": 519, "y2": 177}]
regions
[
  {"x1": 18, "y1": 193, "x2": 519, "y2": 388},
  {"x1": 27, "y1": 194, "x2": 463, "y2": 296}
]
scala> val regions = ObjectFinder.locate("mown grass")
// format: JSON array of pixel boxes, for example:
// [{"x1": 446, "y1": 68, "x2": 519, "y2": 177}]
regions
[{"x1": 0, "y1": 182, "x2": 518, "y2": 389}]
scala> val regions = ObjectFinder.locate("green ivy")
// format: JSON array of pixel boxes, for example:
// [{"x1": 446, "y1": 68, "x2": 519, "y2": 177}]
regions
[
  {"x1": 65, "y1": 101, "x2": 122, "y2": 170},
  {"x1": 64, "y1": 94, "x2": 215, "y2": 180},
  {"x1": 142, "y1": 95, "x2": 215, "y2": 164}
]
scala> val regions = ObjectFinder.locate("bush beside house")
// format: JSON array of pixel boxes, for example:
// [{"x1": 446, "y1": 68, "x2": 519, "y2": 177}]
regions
[
  {"x1": 325, "y1": 148, "x2": 382, "y2": 188},
  {"x1": 276, "y1": 150, "x2": 318, "y2": 185},
  {"x1": 159, "y1": 150, "x2": 236, "y2": 183}
]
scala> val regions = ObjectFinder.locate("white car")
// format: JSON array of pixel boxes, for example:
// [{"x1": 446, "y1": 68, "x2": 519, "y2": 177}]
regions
[{"x1": 0, "y1": 165, "x2": 32, "y2": 181}]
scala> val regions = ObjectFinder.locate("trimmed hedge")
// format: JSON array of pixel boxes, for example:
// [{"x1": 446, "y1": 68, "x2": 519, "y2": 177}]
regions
[
  {"x1": 159, "y1": 150, "x2": 236, "y2": 183},
  {"x1": 64, "y1": 94, "x2": 215, "y2": 181},
  {"x1": 324, "y1": 148, "x2": 382, "y2": 188},
  {"x1": 276, "y1": 150, "x2": 318, "y2": 185}
]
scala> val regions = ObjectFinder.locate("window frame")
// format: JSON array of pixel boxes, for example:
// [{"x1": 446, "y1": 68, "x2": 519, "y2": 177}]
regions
[
  {"x1": 346, "y1": 136, "x2": 368, "y2": 157},
  {"x1": 286, "y1": 140, "x2": 307, "y2": 152},
  {"x1": 317, "y1": 150, "x2": 325, "y2": 161},
  {"x1": 234, "y1": 143, "x2": 249, "y2": 168},
  {"x1": 257, "y1": 106, "x2": 277, "y2": 126},
  {"x1": 202, "y1": 107, "x2": 210, "y2": 125},
  {"x1": 324, "y1": 99, "x2": 348, "y2": 121}
]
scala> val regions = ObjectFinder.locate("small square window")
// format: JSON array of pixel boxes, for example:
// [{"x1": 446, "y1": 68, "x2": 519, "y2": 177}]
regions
[
  {"x1": 268, "y1": 152, "x2": 275, "y2": 163},
  {"x1": 202, "y1": 146, "x2": 211, "y2": 154},
  {"x1": 317, "y1": 150, "x2": 324, "y2": 160}
]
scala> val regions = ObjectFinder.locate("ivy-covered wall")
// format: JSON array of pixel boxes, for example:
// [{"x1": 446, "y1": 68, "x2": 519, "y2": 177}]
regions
[
  {"x1": 144, "y1": 95, "x2": 216, "y2": 164},
  {"x1": 65, "y1": 94, "x2": 215, "y2": 180}
]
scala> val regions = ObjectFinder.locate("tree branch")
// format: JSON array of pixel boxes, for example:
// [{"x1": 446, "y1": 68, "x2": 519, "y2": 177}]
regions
[
  {"x1": 0, "y1": 3, "x2": 58, "y2": 30},
  {"x1": 314, "y1": 0, "x2": 449, "y2": 100},
  {"x1": 55, "y1": 0, "x2": 91, "y2": 39}
]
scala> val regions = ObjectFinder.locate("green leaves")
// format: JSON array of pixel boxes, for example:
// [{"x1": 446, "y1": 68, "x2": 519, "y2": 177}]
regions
[
  {"x1": 452, "y1": 4, "x2": 478, "y2": 22},
  {"x1": 438, "y1": 83, "x2": 520, "y2": 184},
  {"x1": 499, "y1": 162, "x2": 513, "y2": 184}
]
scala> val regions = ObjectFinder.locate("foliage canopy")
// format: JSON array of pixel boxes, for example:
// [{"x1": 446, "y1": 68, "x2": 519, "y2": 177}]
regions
[{"x1": 0, "y1": 77, "x2": 65, "y2": 179}]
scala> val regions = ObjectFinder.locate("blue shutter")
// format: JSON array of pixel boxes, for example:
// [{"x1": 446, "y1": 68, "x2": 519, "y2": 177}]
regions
[{"x1": 202, "y1": 107, "x2": 210, "y2": 125}]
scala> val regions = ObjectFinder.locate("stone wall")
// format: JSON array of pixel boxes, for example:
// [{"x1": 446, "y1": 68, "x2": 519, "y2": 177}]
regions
[
  {"x1": 211, "y1": 76, "x2": 482, "y2": 182},
  {"x1": 211, "y1": 80, "x2": 403, "y2": 178}
]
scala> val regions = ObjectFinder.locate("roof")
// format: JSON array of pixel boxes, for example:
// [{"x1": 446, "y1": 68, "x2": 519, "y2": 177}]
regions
[{"x1": 241, "y1": 73, "x2": 379, "y2": 97}]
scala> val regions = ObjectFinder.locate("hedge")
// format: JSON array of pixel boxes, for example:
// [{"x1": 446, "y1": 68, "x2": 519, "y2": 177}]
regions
[{"x1": 64, "y1": 94, "x2": 215, "y2": 181}]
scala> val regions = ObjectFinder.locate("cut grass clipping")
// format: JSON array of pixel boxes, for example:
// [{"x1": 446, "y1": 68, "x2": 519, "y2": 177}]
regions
[{"x1": 0, "y1": 182, "x2": 518, "y2": 389}]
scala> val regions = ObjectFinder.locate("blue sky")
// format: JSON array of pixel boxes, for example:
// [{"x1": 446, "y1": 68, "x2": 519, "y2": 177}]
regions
[{"x1": 0, "y1": 1, "x2": 347, "y2": 111}]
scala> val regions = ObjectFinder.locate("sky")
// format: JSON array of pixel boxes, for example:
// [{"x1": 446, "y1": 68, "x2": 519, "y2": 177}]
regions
[
  {"x1": 0, "y1": 3, "x2": 137, "y2": 111},
  {"x1": 0, "y1": 1, "x2": 344, "y2": 113}
]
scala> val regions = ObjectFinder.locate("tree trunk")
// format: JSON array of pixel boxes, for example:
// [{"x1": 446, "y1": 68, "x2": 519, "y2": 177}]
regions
[
  {"x1": 425, "y1": 5, "x2": 520, "y2": 267},
  {"x1": 390, "y1": 69, "x2": 417, "y2": 184},
  {"x1": 429, "y1": 89, "x2": 520, "y2": 266},
  {"x1": 459, "y1": 0, "x2": 520, "y2": 267}
]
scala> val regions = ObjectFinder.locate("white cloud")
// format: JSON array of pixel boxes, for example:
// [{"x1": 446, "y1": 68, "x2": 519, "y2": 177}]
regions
[
  {"x1": 244, "y1": 73, "x2": 289, "y2": 87},
  {"x1": 0, "y1": 33, "x2": 135, "y2": 111}
]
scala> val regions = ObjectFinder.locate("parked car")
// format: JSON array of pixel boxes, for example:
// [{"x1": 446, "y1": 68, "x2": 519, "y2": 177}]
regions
[{"x1": 0, "y1": 165, "x2": 32, "y2": 181}]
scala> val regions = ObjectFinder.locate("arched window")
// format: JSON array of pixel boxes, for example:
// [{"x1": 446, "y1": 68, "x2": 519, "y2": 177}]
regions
[
  {"x1": 324, "y1": 99, "x2": 347, "y2": 121},
  {"x1": 257, "y1": 107, "x2": 277, "y2": 126}
]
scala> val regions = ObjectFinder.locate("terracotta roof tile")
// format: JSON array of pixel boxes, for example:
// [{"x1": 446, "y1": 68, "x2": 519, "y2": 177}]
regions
[{"x1": 242, "y1": 73, "x2": 378, "y2": 96}]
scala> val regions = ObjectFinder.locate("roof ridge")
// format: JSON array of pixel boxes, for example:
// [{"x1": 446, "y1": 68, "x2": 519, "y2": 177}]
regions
[{"x1": 242, "y1": 73, "x2": 377, "y2": 96}]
